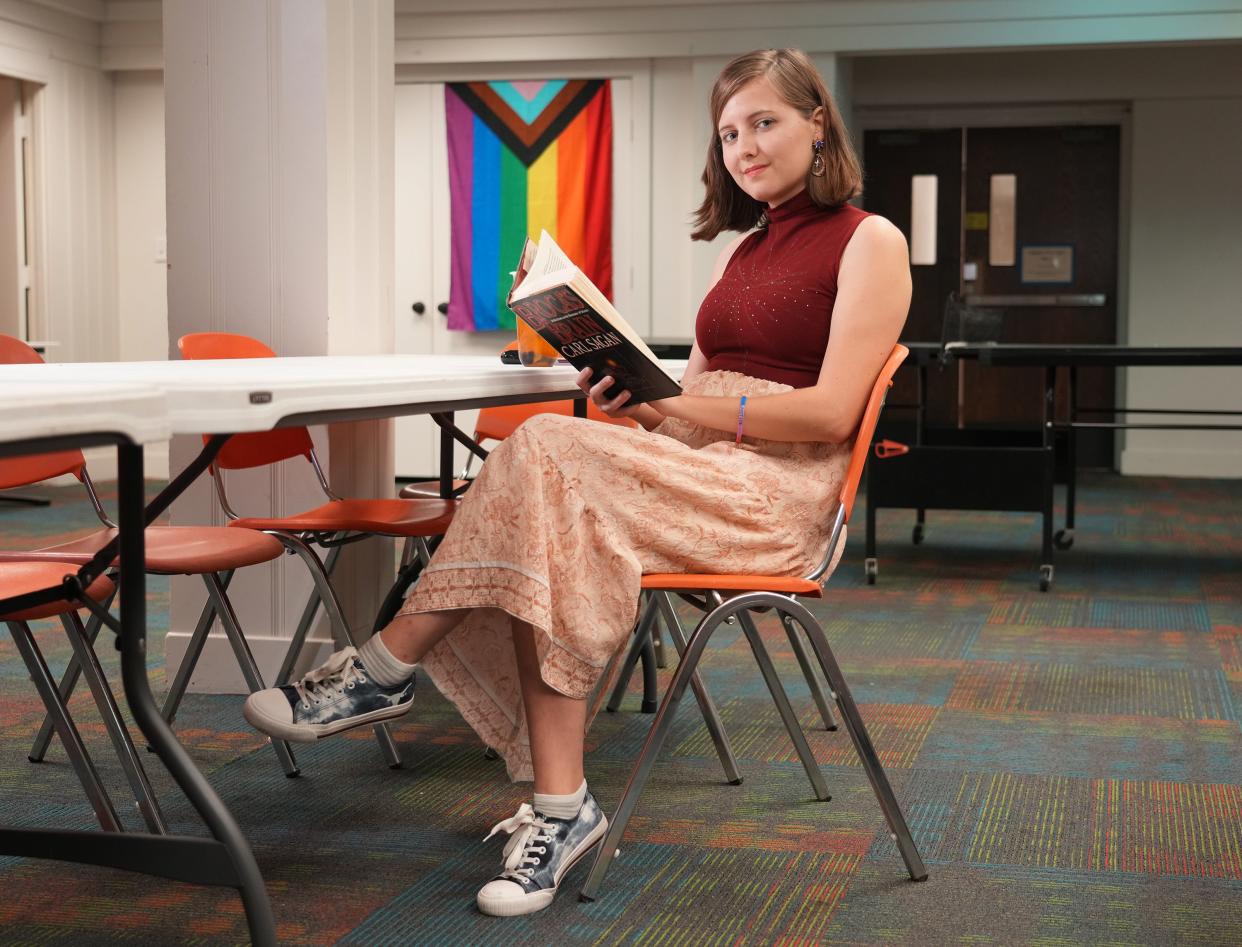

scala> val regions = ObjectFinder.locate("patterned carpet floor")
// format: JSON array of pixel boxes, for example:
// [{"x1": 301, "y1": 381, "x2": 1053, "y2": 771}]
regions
[{"x1": 0, "y1": 473, "x2": 1239, "y2": 945}]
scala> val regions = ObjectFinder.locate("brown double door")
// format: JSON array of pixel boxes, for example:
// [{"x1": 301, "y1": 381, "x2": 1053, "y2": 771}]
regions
[{"x1": 862, "y1": 125, "x2": 1121, "y2": 468}]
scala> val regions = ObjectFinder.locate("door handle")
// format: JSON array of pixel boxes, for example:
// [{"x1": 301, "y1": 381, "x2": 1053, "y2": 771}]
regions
[
  {"x1": 437, "y1": 302, "x2": 448, "y2": 315},
  {"x1": 411, "y1": 301, "x2": 425, "y2": 315}
]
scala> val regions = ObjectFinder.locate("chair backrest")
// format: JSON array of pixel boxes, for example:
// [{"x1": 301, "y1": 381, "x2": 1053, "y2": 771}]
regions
[
  {"x1": 474, "y1": 400, "x2": 637, "y2": 443},
  {"x1": 0, "y1": 334, "x2": 87, "y2": 488},
  {"x1": 177, "y1": 332, "x2": 315, "y2": 470},
  {"x1": 839, "y1": 343, "x2": 908, "y2": 522}
]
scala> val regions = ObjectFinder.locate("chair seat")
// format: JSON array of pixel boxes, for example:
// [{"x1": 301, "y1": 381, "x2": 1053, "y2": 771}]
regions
[
  {"x1": 399, "y1": 479, "x2": 471, "y2": 500},
  {"x1": 640, "y1": 573, "x2": 824, "y2": 598},
  {"x1": 26, "y1": 527, "x2": 285, "y2": 575},
  {"x1": 0, "y1": 560, "x2": 116, "y2": 621},
  {"x1": 230, "y1": 497, "x2": 457, "y2": 537}
]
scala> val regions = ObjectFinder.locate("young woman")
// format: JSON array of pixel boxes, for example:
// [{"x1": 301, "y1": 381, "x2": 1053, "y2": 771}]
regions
[{"x1": 243, "y1": 47, "x2": 911, "y2": 917}]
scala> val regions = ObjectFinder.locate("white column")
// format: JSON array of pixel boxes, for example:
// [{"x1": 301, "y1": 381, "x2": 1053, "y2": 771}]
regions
[{"x1": 163, "y1": 0, "x2": 396, "y2": 692}]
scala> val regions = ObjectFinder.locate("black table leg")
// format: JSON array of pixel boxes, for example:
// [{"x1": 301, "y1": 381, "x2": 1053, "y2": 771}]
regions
[
  {"x1": 439, "y1": 411, "x2": 455, "y2": 499},
  {"x1": 1055, "y1": 366, "x2": 1077, "y2": 550},
  {"x1": 1039, "y1": 367, "x2": 1056, "y2": 592},
  {"x1": 913, "y1": 362, "x2": 927, "y2": 545},
  {"x1": 115, "y1": 444, "x2": 276, "y2": 945}
]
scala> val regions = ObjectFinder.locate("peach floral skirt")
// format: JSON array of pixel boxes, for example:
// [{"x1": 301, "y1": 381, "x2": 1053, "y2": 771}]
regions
[{"x1": 397, "y1": 370, "x2": 850, "y2": 780}]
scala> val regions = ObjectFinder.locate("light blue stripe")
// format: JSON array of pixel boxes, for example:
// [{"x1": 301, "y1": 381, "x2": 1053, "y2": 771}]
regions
[
  {"x1": 470, "y1": 115, "x2": 501, "y2": 332},
  {"x1": 489, "y1": 79, "x2": 567, "y2": 125}
]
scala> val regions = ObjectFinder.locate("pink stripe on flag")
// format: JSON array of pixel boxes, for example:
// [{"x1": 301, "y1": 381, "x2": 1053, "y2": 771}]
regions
[{"x1": 445, "y1": 87, "x2": 475, "y2": 331}]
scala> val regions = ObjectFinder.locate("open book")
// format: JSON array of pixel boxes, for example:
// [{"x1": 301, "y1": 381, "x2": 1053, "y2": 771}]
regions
[{"x1": 507, "y1": 230, "x2": 682, "y2": 405}]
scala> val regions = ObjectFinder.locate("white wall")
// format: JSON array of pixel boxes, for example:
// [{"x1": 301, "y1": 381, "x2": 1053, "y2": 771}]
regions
[
  {"x1": 0, "y1": 78, "x2": 20, "y2": 338},
  {"x1": 1123, "y1": 98, "x2": 1242, "y2": 477},
  {"x1": 0, "y1": 5, "x2": 116, "y2": 367},
  {"x1": 112, "y1": 69, "x2": 166, "y2": 363}
]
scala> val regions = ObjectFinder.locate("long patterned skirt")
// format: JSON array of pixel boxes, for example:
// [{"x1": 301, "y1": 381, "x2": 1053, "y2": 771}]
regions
[{"x1": 396, "y1": 369, "x2": 851, "y2": 780}]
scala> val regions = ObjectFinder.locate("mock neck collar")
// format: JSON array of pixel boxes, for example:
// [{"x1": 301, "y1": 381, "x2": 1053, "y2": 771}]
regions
[{"x1": 766, "y1": 188, "x2": 818, "y2": 223}]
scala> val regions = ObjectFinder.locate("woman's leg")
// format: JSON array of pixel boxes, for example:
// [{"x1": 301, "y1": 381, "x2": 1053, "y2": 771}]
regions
[
  {"x1": 379, "y1": 608, "x2": 469, "y2": 664},
  {"x1": 242, "y1": 607, "x2": 468, "y2": 742},
  {"x1": 476, "y1": 619, "x2": 602, "y2": 917},
  {"x1": 512, "y1": 620, "x2": 586, "y2": 795}
]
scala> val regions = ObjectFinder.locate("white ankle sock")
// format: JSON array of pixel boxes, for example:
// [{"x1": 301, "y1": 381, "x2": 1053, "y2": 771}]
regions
[
  {"x1": 534, "y1": 780, "x2": 587, "y2": 820},
  {"x1": 357, "y1": 634, "x2": 417, "y2": 687}
]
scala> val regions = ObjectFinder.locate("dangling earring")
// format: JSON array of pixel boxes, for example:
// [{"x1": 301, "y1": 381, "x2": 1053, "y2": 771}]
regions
[{"x1": 810, "y1": 137, "x2": 826, "y2": 177}]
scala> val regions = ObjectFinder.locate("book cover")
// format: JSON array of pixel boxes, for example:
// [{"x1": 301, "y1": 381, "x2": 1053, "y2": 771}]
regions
[
  {"x1": 509, "y1": 285, "x2": 682, "y2": 404},
  {"x1": 506, "y1": 231, "x2": 682, "y2": 406}
]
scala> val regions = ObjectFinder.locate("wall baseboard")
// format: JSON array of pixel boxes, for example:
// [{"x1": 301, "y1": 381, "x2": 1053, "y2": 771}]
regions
[
  {"x1": 164, "y1": 630, "x2": 336, "y2": 695},
  {"x1": 1120, "y1": 448, "x2": 1242, "y2": 479}
]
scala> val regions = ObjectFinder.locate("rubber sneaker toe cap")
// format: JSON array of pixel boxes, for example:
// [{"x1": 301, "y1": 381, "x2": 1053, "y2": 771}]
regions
[
  {"x1": 243, "y1": 688, "x2": 308, "y2": 741},
  {"x1": 477, "y1": 878, "x2": 551, "y2": 916}
]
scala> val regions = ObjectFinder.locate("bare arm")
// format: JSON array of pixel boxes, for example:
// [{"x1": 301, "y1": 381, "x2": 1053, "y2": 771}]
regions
[{"x1": 651, "y1": 216, "x2": 911, "y2": 443}]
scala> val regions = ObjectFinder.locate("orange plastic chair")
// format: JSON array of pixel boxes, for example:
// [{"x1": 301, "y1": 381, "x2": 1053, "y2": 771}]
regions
[
  {"x1": 0, "y1": 335, "x2": 301, "y2": 789},
  {"x1": 177, "y1": 331, "x2": 460, "y2": 770},
  {"x1": 580, "y1": 343, "x2": 929, "y2": 901},
  {"x1": 0, "y1": 561, "x2": 135, "y2": 831},
  {"x1": 398, "y1": 393, "x2": 638, "y2": 501}
]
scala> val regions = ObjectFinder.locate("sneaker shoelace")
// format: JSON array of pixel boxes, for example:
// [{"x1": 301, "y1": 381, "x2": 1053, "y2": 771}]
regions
[
  {"x1": 292, "y1": 646, "x2": 367, "y2": 710},
  {"x1": 484, "y1": 803, "x2": 556, "y2": 886}
]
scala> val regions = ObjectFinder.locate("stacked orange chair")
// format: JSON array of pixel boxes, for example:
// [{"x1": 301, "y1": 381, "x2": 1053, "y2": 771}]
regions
[
  {"x1": 176, "y1": 332, "x2": 460, "y2": 770},
  {"x1": 0, "y1": 561, "x2": 136, "y2": 831},
  {"x1": 0, "y1": 335, "x2": 302, "y2": 789}
]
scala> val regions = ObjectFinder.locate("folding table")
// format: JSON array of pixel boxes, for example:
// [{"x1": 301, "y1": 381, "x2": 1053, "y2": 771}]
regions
[
  {"x1": 0, "y1": 356, "x2": 594, "y2": 944},
  {"x1": 866, "y1": 343, "x2": 1242, "y2": 589},
  {"x1": 0, "y1": 379, "x2": 280, "y2": 941}
]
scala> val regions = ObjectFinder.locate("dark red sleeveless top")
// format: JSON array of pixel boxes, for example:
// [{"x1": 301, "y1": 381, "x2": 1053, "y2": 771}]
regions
[{"x1": 696, "y1": 189, "x2": 872, "y2": 388}]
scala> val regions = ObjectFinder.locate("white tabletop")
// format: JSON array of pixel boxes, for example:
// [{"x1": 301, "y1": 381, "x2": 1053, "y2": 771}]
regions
[
  {"x1": 1, "y1": 355, "x2": 593, "y2": 434},
  {"x1": 0, "y1": 380, "x2": 170, "y2": 447}
]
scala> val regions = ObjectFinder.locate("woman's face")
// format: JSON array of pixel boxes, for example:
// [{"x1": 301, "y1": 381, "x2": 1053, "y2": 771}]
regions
[{"x1": 717, "y1": 75, "x2": 823, "y2": 208}]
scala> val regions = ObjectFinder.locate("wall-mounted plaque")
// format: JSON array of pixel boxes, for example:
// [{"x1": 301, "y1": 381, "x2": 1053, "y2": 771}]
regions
[{"x1": 1020, "y1": 245, "x2": 1074, "y2": 284}]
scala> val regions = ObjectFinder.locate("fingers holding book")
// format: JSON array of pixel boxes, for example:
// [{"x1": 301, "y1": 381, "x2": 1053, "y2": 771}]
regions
[{"x1": 577, "y1": 367, "x2": 639, "y2": 419}]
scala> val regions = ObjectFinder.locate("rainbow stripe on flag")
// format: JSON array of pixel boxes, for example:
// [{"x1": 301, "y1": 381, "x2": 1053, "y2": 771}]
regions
[{"x1": 444, "y1": 79, "x2": 612, "y2": 332}]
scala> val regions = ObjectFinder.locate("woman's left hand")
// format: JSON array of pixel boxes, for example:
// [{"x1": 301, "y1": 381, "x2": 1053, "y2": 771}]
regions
[{"x1": 577, "y1": 367, "x2": 641, "y2": 419}]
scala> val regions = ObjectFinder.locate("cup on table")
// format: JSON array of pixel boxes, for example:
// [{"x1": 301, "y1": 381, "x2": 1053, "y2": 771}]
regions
[{"x1": 516, "y1": 317, "x2": 560, "y2": 367}]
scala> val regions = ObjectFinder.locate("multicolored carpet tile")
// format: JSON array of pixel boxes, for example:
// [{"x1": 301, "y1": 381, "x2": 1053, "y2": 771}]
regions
[{"x1": 0, "y1": 472, "x2": 1238, "y2": 944}]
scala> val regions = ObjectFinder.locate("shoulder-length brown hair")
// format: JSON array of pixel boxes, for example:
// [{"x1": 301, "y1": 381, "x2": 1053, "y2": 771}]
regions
[{"x1": 691, "y1": 48, "x2": 862, "y2": 242}]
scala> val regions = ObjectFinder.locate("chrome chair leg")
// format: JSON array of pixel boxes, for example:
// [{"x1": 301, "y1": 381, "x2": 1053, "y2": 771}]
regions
[
  {"x1": 277, "y1": 534, "x2": 403, "y2": 769},
  {"x1": 275, "y1": 541, "x2": 343, "y2": 686},
  {"x1": 7, "y1": 620, "x2": 124, "y2": 832},
  {"x1": 60, "y1": 612, "x2": 168, "y2": 834},
  {"x1": 203, "y1": 573, "x2": 301, "y2": 778},
  {"x1": 581, "y1": 601, "x2": 735, "y2": 902},
  {"x1": 649, "y1": 593, "x2": 668, "y2": 670},
  {"x1": 606, "y1": 595, "x2": 660, "y2": 713},
  {"x1": 160, "y1": 569, "x2": 233, "y2": 726},
  {"x1": 29, "y1": 586, "x2": 116, "y2": 761},
  {"x1": 653, "y1": 592, "x2": 742, "y2": 785},
  {"x1": 737, "y1": 611, "x2": 830, "y2": 801},
  {"x1": 781, "y1": 612, "x2": 838, "y2": 731},
  {"x1": 780, "y1": 601, "x2": 927, "y2": 882}
]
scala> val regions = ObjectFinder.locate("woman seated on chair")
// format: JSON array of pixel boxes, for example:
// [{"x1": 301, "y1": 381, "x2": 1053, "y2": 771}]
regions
[{"x1": 243, "y1": 47, "x2": 911, "y2": 918}]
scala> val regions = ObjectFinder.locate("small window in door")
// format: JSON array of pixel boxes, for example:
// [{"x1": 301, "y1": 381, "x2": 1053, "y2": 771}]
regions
[{"x1": 910, "y1": 174, "x2": 938, "y2": 265}]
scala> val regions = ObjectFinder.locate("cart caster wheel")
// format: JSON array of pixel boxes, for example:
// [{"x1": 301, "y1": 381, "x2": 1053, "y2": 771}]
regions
[
  {"x1": 864, "y1": 558, "x2": 878, "y2": 585},
  {"x1": 912, "y1": 524, "x2": 924, "y2": 545},
  {"x1": 1054, "y1": 528, "x2": 1074, "y2": 550},
  {"x1": 1039, "y1": 564, "x2": 1054, "y2": 592}
]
